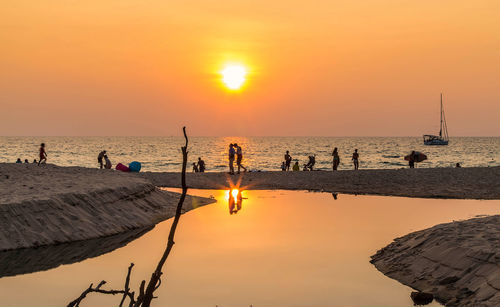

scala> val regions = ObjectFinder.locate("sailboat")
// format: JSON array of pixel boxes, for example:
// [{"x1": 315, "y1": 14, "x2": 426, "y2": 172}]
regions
[{"x1": 423, "y1": 93, "x2": 449, "y2": 145}]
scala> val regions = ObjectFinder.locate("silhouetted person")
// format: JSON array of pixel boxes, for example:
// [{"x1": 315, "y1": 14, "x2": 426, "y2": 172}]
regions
[
  {"x1": 234, "y1": 143, "x2": 247, "y2": 174},
  {"x1": 229, "y1": 190, "x2": 244, "y2": 215},
  {"x1": 292, "y1": 161, "x2": 300, "y2": 171},
  {"x1": 38, "y1": 143, "x2": 47, "y2": 165},
  {"x1": 198, "y1": 157, "x2": 205, "y2": 172},
  {"x1": 409, "y1": 151, "x2": 416, "y2": 168},
  {"x1": 305, "y1": 155, "x2": 315, "y2": 171},
  {"x1": 281, "y1": 161, "x2": 286, "y2": 171},
  {"x1": 104, "y1": 155, "x2": 112, "y2": 169},
  {"x1": 228, "y1": 144, "x2": 235, "y2": 175},
  {"x1": 332, "y1": 147, "x2": 340, "y2": 171},
  {"x1": 192, "y1": 162, "x2": 199, "y2": 172},
  {"x1": 24, "y1": 159, "x2": 29, "y2": 163},
  {"x1": 284, "y1": 151, "x2": 292, "y2": 171},
  {"x1": 456, "y1": 163, "x2": 461, "y2": 168},
  {"x1": 33, "y1": 159, "x2": 37, "y2": 164},
  {"x1": 352, "y1": 149, "x2": 359, "y2": 170},
  {"x1": 97, "y1": 150, "x2": 106, "y2": 169},
  {"x1": 16, "y1": 158, "x2": 22, "y2": 164}
]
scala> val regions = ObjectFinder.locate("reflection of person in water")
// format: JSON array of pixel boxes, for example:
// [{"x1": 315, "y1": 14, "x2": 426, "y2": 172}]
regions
[{"x1": 229, "y1": 189, "x2": 244, "y2": 215}]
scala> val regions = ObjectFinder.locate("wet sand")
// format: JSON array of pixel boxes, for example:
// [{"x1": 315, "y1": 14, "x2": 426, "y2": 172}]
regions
[
  {"x1": 141, "y1": 166, "x2": 500, "y2": 199},
  {"x1": 0, "y1": 163, "x2": 214, "y2": 251},
  {"x1": 371, "y1": 215, "x2": 500, "y2": 307}
]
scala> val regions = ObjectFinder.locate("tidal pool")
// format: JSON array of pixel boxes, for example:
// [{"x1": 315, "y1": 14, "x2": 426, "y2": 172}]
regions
[{"x1": 1, "y1": 190, "x2": 499, "y2": 307}]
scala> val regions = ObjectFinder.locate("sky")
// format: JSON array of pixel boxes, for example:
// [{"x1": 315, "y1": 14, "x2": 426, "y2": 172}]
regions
[{"x1": 1, "y1": 0, "x2": 499, "y2": 136}]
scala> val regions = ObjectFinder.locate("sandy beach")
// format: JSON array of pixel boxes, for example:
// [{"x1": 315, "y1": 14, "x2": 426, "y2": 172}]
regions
[
  {"x1": 141, "y1": 166, "x2": 500, "y2": 199},
  {"x1": 0, "y1": 163, "x2": 214, "y2": 251},
  {"x1": 371, "y1": 215, "x2": 500, "y2": 306}
]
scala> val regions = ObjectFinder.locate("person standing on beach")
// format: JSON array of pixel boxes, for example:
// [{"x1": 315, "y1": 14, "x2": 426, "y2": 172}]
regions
[
  {"x1": 332, "y1": 147, "x2": 340, "y2": 171},
  {"x1": 284, "y1": 151, "x2": 292, "y2": 171},
  {"x1": 352, "y1": 149, "x2": 359, "y2": 170},
  {"x1": 198, "y1": 157, "x2": 206, "y2": 172},
  {"x1": 97, "y1": 150, "x2": 106, "y2": 169},
  {"x1": 38, "y1": 143, "x2": 47, "y2": 165},
  {"x1": 228, "y1": 144, "x2": 235, "y2": 175},
  {"x1": 192, "y1": 162, "x2": 199, "y2": 172},
  {"x1": 234, "y1": 143, "x2": 247, "y2": 174}
]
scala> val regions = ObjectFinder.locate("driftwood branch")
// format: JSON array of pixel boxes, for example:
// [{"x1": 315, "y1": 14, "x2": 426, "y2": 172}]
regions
[
  {"x1": 68, "y1": 127, "x2": 190, "y2": 307},
  {"x1": 141, "y1": 126, "x2": 189, "y2": 307}
]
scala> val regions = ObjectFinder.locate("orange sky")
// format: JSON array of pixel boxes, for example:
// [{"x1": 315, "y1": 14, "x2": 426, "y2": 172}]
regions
[{"x1": 1, "y1": 0, "x2": 499, "y2": 136}]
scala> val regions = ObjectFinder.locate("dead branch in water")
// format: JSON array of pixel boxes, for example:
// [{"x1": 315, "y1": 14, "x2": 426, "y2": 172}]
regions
[{"x1": 67, "y1": 127, "x2": 190, "y2": 307}]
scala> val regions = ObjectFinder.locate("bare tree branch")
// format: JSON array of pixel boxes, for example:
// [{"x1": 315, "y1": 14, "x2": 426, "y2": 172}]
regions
[{"x1": 68, "y1": 127, "x2": 191, "y2": 307}]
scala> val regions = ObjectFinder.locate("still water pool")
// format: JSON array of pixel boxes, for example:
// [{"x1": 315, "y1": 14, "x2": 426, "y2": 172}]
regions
[{"x1": 1, "y1": 190, "x2": 499, "y2": 307}]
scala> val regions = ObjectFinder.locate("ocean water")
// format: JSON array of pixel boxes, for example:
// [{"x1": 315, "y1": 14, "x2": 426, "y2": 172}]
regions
[{"x1": 0, "y1": 136, "x2": 498, "y2": 172}]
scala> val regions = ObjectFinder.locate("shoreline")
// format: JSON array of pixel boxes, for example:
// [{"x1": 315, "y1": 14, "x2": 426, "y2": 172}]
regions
[
  {"x1": 0, "y1": 163, "x2": 215, "y2": 251},
  {"x1": 141, "y1": 166, "x2": 500, "y2": 200}
]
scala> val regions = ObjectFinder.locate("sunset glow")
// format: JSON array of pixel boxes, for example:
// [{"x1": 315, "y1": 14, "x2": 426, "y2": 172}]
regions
[{"x1": 221, "y1": 65, "x2": 247, "y2": 90}]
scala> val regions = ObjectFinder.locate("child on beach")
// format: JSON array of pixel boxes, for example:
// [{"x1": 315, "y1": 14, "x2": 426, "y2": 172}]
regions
[
  {"x1": 104, "y1": 155, "x2": 112, "y2": 169},
  {"x1": 16, "y1": 158, "x2": 22, "y2": 163},
  {"x1": 192, "y1": 162, "x2": 199, "y2": 172},
  {"x1": 281, "y1": 161, "x2": 286, "y2": 171},
  {"x1": 38, "y1": 143, "x2": 47, "y2": 165},
  {"x1": 292, "y1": 161, "x2": 300, "y2": 171},
  {"x1": 352, "y1": 149, "x2": 359, "y2": 170}
]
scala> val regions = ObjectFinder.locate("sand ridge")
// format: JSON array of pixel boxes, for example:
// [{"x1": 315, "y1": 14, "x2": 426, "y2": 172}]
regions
[{"x1": 0, "y1": 163, "x2": 215, "y2": 251}]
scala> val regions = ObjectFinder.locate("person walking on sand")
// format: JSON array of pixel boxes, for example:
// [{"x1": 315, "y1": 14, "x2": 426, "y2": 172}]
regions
[
  {"x1": 228, "y1": 144, "x2": 235, "y2": 175},
  {"x1": 38, "y1": 143, "x2": 47, "y2": 165},
  {"x1": 104, "y1": 155, "x2": 112, "y2": 169},
  {"x1": 97, "y1": 150, "x2": 106, "y2": 169},
  {"x1": 192, "y1": 162, "x2": 199, "y2": 172},
  {"x1": 284, "y1": 151, "x2": 292, "y2": 171},
  {"x1": 234, "y1": 143, "x2": 247, "y2": 174},
  {"x1": 332, "y1": 147, "x2": 340, "y2": 171},
  {"x1": 352, "y1": 149, "x2": 359, "y2": 170},
  {"x1": 198, "y1": 157, "x2": 205, "y2": 172},
  {"x1": 409, "y1": 151, "x2": 416, "y2": 168}
]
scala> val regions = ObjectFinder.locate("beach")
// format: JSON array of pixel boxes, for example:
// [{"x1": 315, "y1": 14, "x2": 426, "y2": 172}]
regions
[
  {"x1": 0, "y1": 163, "x2": 214, "y2": 251},
  {"x1": 1, "y1": 163, "x2": 499, "y2": 306},
  {"x1": 371, "y1": 215, "x2": 500, "y2": 306},
  {"x1": 141, "y1": 166, "x2": 500, "y2": 199}
]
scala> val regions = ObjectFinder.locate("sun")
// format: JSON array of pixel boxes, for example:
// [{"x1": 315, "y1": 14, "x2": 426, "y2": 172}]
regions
[{"x1": 220, "y1": 64, "x2": 247, "y2": 90}]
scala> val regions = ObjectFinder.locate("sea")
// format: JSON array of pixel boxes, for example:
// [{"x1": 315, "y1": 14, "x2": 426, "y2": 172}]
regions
[{"x1": 1, "y1": 137, "x2": 498, "y2": 172}]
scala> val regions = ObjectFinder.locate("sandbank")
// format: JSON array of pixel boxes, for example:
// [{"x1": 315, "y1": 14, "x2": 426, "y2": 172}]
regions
[
  {"x1": 0, "y1": 163, "x2": 214, "y2": 251},
  {"x1": 371, "y1": 215, "x2": 500, "y2": 306},
  {"x1": 141, "y1": 166, "x2": 500, "y2": 199}
]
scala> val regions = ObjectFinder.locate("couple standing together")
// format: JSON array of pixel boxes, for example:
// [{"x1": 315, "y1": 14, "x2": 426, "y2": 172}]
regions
[{"x1": 228, "y1": 143, "x2": 247, "y2": 175}]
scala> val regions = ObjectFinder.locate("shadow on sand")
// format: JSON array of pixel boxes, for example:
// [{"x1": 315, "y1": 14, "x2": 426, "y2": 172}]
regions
[{"x1": 0, "y1": 226, "x2": 153, "y2": 278}]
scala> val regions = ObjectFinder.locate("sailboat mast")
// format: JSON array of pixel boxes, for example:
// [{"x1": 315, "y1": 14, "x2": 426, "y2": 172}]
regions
[{"x1": 439, "y1": 93, "x2": 443, "y2": 137}]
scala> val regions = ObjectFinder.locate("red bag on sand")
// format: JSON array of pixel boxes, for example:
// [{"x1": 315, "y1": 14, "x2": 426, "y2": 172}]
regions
[{"x1": 116, "y1": 163, "x2": 130, "y2": 172}]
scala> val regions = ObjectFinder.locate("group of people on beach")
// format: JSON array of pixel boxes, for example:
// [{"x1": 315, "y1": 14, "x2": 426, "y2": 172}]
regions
[
  {"x1": 17, "y1": 143, "x2": 47, "y2": 165},
  {"x1": 279, "y1": 148, "x2": 360, "y2": 172},
  {"x1": 228, "y1": 143, "x2": 247, "y2": 175},
  {"x1": 97, "y1": 150, "x2": 112, "y2": 169},
  {"x1": 192, "y1": 157, "x2": 206, "y2": 172}
]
